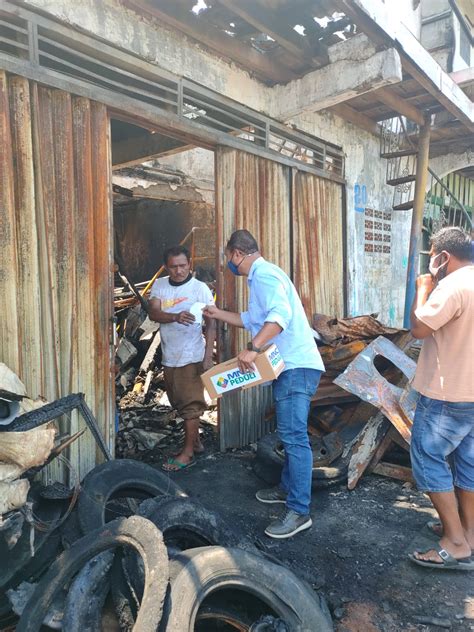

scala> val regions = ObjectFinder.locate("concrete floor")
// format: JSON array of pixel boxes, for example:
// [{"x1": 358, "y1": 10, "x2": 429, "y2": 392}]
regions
[{"x1": 168, "y1": 449, "x2": 474, "y2": 632}]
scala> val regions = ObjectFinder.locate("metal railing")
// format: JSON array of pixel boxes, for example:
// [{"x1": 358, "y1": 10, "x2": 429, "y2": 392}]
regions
[
  {"x1": 380, "y1": 116, "x2": 472, "y2": 233},
  {"x1": 0, "y1": 2, "x2": 344, "y2": 179}
]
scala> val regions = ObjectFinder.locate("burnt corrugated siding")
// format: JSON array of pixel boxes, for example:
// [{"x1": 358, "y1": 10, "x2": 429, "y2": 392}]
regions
[{"x1": 0, "y1": 72, "x2": 114, "y2": 480}]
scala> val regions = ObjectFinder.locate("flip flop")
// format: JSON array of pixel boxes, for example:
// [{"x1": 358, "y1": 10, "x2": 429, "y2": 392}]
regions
[
  {"x1": 162, "y1": 458, "x2": 195, "y2": 472},
  {"x1": 409, "y1": 547, "x2": 474, "y2": 571}
]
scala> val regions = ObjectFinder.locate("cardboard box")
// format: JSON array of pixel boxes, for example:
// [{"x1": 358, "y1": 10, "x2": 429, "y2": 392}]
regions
[{"x1": 201, "y1": 344, "x2": 285, "y2": 399}]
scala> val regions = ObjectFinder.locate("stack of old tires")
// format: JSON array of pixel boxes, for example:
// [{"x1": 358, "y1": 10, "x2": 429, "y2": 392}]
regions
[{"x1": 10, "y1": 459, "x2": 333, "y2": 631}]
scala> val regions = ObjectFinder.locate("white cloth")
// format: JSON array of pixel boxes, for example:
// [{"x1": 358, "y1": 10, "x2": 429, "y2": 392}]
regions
[{"x1": 149, "y1": 276, "x2": 214, "y2": 367}]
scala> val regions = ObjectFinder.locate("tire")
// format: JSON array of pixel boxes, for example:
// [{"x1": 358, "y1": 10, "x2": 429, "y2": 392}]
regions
[
  {"x1": 77, "y1": 459, "x2": 187, "y2": 535},
  {"x1": 125, "y1": 496, "x2": 257, "y2": 599},
  {"x1": 159, "y1": 546, "x2": 334, "y2": 632},
  {"x1": 253, "y1": 433, "x2": 347, "y2": 489},
  {"x1": 0, "y1": 499, "x2": 63, "y2": 589},
  {"x1": 62, "y1": 551, "x2": 114, "y2": 632},
  {"x1": 138, "y1": 496, "x2": 255, "y2": 551},
  {"x1": 16, "y1": 516, "x2": 169, "y2": 632},
  {"x1": 110, "y1": 551, "x2": 139, "y2": 632}
]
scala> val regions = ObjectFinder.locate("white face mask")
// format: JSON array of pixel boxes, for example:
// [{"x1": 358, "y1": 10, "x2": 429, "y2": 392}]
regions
[{"x1": 429, "y1": 251, "x2": 449, "y2": 278}]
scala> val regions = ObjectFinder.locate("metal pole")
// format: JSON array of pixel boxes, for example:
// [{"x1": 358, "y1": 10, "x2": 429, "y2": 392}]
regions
[{"x1": 403, "y1": 116, "x2": 431, "y2": 328}]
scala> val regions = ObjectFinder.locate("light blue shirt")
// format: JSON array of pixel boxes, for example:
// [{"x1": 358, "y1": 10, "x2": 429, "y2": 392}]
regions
[{"x1": 240, "y1": 257, "x2": 325, "y2": 372}]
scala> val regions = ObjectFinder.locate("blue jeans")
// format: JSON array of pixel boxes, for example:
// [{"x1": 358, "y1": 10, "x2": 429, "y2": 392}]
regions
[
  {"x1": 273, "y1": 368, "x2": 322, "y2": 515},
  {"x1": 410, "y1": 395, "x2": 474, "y2": 493}
]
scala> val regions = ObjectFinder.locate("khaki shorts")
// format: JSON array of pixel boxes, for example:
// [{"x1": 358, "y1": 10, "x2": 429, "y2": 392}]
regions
[{"x1": 163, "y1": 362, "x2": 207, "y2": 421}]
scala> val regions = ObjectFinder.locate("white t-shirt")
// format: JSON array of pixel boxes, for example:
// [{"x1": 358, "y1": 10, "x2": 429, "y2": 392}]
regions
[{"x1": 149, "y1": 276, "x2": 214, "y2": 367}]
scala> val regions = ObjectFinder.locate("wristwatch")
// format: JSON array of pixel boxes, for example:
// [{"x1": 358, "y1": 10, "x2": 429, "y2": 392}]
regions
[{"x1": 247, "y1": 341, "x2": 262, "y2": 353}]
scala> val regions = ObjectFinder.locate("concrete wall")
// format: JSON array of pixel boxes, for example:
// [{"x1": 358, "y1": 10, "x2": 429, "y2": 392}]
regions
[{"x1": 22, "y1": 0, "x2": 419, "y2": 326}]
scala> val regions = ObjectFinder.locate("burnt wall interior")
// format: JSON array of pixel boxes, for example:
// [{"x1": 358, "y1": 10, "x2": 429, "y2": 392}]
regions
[{"x1": 114, "y1": 199, "x2": 215, "y2": 283}]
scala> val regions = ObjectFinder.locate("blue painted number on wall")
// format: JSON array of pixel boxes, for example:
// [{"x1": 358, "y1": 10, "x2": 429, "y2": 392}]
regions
[{"x1": 354, "y1": 183, "x2": 367, "y2": 213}]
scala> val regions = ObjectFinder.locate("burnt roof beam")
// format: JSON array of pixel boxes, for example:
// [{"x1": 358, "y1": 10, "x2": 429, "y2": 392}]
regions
[
  {"x1": 112, "y1": 131, "x2": 192, "y2": 169},
  {"x1": 126, "y1": 0, "x2": 298, "y2": 84},
  {"x1": 215, "y1": 0, "x2": 329, "y2": 68}
]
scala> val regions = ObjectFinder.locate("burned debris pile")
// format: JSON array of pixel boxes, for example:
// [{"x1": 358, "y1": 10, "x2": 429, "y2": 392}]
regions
[{"x1": 252, "y1": 313, "x2": 419, "y2": 491}]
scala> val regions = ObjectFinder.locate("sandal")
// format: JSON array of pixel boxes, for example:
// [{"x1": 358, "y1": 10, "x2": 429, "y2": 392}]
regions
[
  {"x1": 409, "y1": 546, "x2": 474, "y2": 571},
  {"x1": 162, "y1": 458, "x2": 195, "y2": 472}
]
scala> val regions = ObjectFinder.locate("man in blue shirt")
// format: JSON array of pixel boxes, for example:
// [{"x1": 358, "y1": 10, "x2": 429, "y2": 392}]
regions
[{"x1": 204, "y1": 230, "x2": 324, "y2": 539}]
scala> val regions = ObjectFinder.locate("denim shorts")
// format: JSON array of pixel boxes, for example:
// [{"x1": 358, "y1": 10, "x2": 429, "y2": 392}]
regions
[{"x1": 410, "y1": 395, "x2": 474, "y2": 493}]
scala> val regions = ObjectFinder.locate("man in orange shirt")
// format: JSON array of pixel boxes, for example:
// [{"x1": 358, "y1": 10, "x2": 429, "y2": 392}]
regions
[{"x1": 409, "y1": 227, "x2": 474, "y2": 571}]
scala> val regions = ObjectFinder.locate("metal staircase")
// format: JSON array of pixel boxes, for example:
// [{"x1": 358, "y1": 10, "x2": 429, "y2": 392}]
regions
[{"x1": 379, "y1": 117, "x2": 472, "y2": 237}]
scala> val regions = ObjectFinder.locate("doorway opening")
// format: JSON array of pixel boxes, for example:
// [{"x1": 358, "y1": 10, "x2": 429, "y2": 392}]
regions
[{"x1": 110, "y1": 117, "x2": 218, "y2": 462}]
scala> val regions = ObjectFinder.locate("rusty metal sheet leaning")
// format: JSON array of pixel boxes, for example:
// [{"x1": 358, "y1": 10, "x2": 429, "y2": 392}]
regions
[
  {"x1": 313, "y1": 313, "x2": 402, "y2": 346},
  {"x1": 334, "y1": 336, "x2": 417, "y2": 444}
]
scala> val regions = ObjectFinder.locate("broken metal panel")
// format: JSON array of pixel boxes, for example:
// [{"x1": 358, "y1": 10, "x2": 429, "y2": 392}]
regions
[
  {"x1": 216, "y1": 148, "x2": 291, "y2": 449},
  {"x1": 292, "y1": 171, "x2": 345, "y2": 320},
  {"x1": 334, "y1": 336, "x2": 416, "y2": 443},
  {"x1": 0, "y1": 72, "x2": 114, "y2": 482}
]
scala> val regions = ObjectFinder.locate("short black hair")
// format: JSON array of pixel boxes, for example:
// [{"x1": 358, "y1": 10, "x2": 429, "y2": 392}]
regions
[
  {"x1": 163, "y1": 245, "x2": 191, "y2": 265},
  {"x1": 430, "y1": 227, "x2": 472, "y2": 261},
  {"x1": 226, "y1": 229, "x2": 259, "y2": 254}
]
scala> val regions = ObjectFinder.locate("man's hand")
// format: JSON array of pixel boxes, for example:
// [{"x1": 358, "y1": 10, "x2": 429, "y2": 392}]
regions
[
  {"x1": 202, "y1": 304, "x2": 222, "y2": 320},
  {"x1": 237, "y1": 349, "x2": 258, "y2": 373},
  {"x1": 175, "y1": 311, "x2": 195, "y2": 325},
  {"x1": 416, "y1": 273, "x2": 435, "y2": 294}
]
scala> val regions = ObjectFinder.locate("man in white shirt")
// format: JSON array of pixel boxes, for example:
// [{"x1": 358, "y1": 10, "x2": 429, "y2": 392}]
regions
[{"x1": 149, "y1": 246, "x2": 216, "y2": 471}]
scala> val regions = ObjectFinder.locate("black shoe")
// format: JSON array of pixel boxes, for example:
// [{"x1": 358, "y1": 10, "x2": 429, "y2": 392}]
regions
[
  {"x1": 264, "y1": 510, "x2": 312, "y2": 539},
  {"x1": 255, "y1": 486, "x2": 288, "y2": 504}
]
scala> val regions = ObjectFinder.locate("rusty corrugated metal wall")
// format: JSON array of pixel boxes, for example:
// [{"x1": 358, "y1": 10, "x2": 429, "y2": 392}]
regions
[
  {"x1": 216, "y1": 150, "x2": 344, "y2": 450},
  {"x1": 293, "y1": 171, "x2": 344, "y2": 320},
  {"x1": 216, "y1": 148, "x2": 291, "y2": 449},
  {"x1": 0, "y1": 72, "x2": 114, "y2": 480}
]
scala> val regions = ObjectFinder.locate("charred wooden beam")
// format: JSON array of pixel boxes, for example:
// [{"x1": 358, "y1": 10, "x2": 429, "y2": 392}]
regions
[
  {"x1": 215, "y1": 0, "x2": 329, "y2": 67},
  {"x1": 112, "y1": 131, "x2": 191, "y2": 168},
  {"x1": 331, "y1": 103, "x2": 380, "y2": 135},
  {"x1": 126, "y1": 0, "x2": 298, "y2": 83},
  {"x1": 374, "y1": 87, "x2": 425, "y2": 126}
]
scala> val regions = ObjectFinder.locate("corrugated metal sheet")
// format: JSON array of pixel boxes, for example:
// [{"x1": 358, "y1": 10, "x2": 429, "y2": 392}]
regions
[
  {"x1": 0, "y1": 71, "x2": 114, "y2": 481},
  {"x1": 292, "y1": 171, "x2": 344, "y2": 319},
  {"x1": 216, "y1": 148, "x2": 290, "y2": 449}
]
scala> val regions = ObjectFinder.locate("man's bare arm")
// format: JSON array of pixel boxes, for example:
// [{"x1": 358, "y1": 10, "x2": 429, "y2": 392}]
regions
[
  {"x1": 202, "y1": 304, "x2": 244, "y2": 328},
  {"x1": 148, "y1": 298, "x2": 195, "y2": 325},
  {"x1": 410, "y1": 275, "x2": 435, "y2": 339}
]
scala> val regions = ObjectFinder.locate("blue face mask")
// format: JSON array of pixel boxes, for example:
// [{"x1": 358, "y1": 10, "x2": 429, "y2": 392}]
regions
[{"x1": 227, "y1": 259, "x2": 241, "y2": 276}]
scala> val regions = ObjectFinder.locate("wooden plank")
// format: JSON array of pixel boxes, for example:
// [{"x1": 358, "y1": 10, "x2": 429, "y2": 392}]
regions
[
  {"x1": 72, "y1": 97, "x2": 96, "y2": 475},
  {"x1": 124, "y1": 0, "x2": 297, "y2": 83},
  {"x1": 331, "y1": 103, "x2": 379, "y2": 135},
  {"x1": 374, "y1": 87, "x2": 425, "y2": 126},
  {"x1": 8, "y1": 76, "x2": 43, "y2": 397},
  {"x1": 91, "y1": 101, "x2": 114, "y2": 459},
  {"x1": 372, "y1": 462, "x2": 414, "y2": 483},
  {"x1": 0, "y1": 71, "x2": 20, "y2": 373},
  {"x1": 347, "y1": 413, "x2": 390, "y2": 490},
  {"x1": 216, "y1": 0, "x2": 328, "y2": 67}
]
